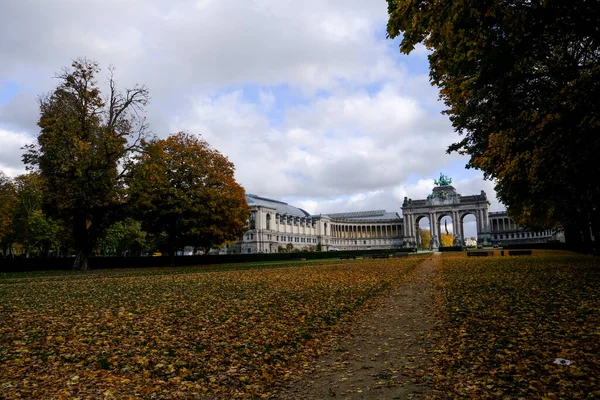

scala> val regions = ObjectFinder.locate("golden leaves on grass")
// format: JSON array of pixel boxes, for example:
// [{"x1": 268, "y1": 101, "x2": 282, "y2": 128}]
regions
[
  {"x1": 430, "y1": 251, "x2": 600, "y2": 399},
  {"x1": 0, "y1": 258, "x2": 418, "y2": 398}
]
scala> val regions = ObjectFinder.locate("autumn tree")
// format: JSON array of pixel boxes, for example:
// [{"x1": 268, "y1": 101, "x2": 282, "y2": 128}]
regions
[
  {"x1": 440, "y1": 233, "x2": 454, "y2": 248},
  {"x1": 128, "y1": 132, "x2": 249, "y2": 264},
  {"x1": 387, "y1": 1, "x2": 600, "y2": 248},
  {"x1": 418, "y1": 228, "x2": 430, "y2": 250},
  {"x1": 23, "y1": 59, "x2": 149, "y2": 269}
]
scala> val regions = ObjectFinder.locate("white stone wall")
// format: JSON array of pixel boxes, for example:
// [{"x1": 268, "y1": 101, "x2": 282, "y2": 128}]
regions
[{"x1": 238, "y1": 206, "x2": 403, "y2": 254}]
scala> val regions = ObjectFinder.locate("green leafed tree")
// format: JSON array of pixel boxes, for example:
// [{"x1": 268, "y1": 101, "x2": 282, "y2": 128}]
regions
[
  {"x1": 0, "y1": 172, "x2": 16, "y2": 256},
  {"x1": 100, "y1": 218, "x2": 149, "y2": 256},
  {"x1": 387, "y1": 1, "x2": 600, "y2": 247},
  {"x1": 23, "y1": 59, "x2": 150, "y2": 269},
  {"x1": 128, "y1": 132, "x2": 250, "y2": 264},
  {"x1": 12, "y1": 173, "x2": 63, "y2": 257}
]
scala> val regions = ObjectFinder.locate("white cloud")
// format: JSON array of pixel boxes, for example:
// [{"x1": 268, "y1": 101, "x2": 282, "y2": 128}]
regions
[
  {"x1": 0, "y1": 129, "x2": 32, "y2": 176},
  {"x1": 0, "y1": 0, "x2": 504, "y2": 221}
]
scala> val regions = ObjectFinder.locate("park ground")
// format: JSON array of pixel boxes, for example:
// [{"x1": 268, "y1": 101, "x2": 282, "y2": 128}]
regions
[{"x1": 1, "y1": 250, "x2": 599, "y2": 399}]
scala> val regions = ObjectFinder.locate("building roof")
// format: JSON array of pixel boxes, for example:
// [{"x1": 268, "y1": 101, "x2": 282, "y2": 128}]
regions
[
  {"x1": 247, "y1": 194, "x2": 401, "y2": 222},
  {"x1": 246, "y1": 194, "x2": 310, "y2": 217},
  {"x1": 324, "y1": 210, "x2": 401, "y2": 222}
]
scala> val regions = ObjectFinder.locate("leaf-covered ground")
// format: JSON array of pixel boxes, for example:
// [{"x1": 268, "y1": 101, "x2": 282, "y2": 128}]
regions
[
  {"x1": 0, "y1": 258, "x2": 420, "y2": 399},
  {"x1": 431, "y1": 251, "x2": 600, "y2": 399}
]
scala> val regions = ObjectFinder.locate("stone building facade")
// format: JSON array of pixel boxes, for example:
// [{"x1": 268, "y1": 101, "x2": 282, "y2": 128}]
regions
[
  {"x1": 236, "y1": 194, "x2": 403, "y2": 254},
  {"x1": 233, "y1": 183, "x2": 559, "y2": 254},
  {"x1": 401, "y1": 184, "x2": 492, "y2": 249},
  {"x1": 488, "y1": 211, "x2": 561, "y2": 245}
]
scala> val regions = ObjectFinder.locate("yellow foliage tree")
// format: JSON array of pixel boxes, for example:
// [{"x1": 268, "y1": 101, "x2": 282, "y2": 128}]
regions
[
  {"x1": 440, "y1": 233, "x2": 454, "y2": 247},
  {"x1": 418, "y1": 228, "x2": 430, "y2": 250}
]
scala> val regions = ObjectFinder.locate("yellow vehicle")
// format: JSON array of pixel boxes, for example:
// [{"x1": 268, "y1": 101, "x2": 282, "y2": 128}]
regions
[{"x1": 151, "y1": 252, "x2": 162, "y2": 257}]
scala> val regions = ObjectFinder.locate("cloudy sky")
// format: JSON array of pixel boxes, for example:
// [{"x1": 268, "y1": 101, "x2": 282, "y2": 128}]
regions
[{"x1": 0, "y1": 0, "x2": 504, "y2": 237}]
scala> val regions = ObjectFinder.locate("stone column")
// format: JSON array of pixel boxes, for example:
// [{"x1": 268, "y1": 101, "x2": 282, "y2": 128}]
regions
[
  {"x1": 452, "y1": 212, "x2": 457, "y2": 238},
  {"x1": 482, "y1": 210, "x2": 487, "y2": 233},
  {"x1": 483, "y1": 210, "x2": 487, "y2": 233},
  {"x1": 481, "y1": 210, "x2": 486, "y2": 232},
  {"x1": 428, "y1": 213, "x2": 433, "y2": 238},
  {"x1": 428, "y1": 213, "x2": 433, "y2": 242}
]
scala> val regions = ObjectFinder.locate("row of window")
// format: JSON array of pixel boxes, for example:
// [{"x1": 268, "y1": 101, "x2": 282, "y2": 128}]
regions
[
  {"x1": 277, "y1": 236, "x2": 317, "y2": 243},
  {"x1": 332, "y1": 239, "x2": 394, "y2": 245},
  {"x1": 247, "y1": 219, "x2": 315, "y2": 231},
  {"x1": 244, "y1": 234, "x2": 317, "y2": 243},
  {"x1": 493, "y1": 231, "x2": 550, "y2": 240},
  {"x1": 277, "y1": 218, "x2": 315, "y2": 226}
]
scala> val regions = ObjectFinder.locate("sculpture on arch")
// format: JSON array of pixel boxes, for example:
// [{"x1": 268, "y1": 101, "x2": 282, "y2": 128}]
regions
[
  {"x1": 430, "y1": 235, "x2": 439, "y2": 250},
  {"x1": 434, "y1": 173, "x2": 452, "y2": 186},
  {"x1": 453, "y1": 234, "x2": 462, "y2": 246}
]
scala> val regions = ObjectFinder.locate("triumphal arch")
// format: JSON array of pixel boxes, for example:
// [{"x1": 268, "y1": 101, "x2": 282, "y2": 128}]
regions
[{"x1": 401, "y1": 174, "x2": 491, "y2": 249}]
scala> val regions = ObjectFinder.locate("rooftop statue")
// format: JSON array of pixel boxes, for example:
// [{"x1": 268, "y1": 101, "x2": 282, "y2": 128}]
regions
[{"x1": 434, "y1": 172, "x2": 452, "y2": 186}]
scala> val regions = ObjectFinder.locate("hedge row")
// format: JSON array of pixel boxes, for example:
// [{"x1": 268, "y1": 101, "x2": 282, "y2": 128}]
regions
[
  {"x1": 438, "y1": 246, "x2": 465, "y2": 252},
  {"x1": 0, "y1": 248, "x2": 418, "y2": 272}
]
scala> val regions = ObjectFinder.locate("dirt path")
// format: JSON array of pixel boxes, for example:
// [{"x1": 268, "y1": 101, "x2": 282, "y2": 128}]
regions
[{"x1": 277, "y1": 254, "x2": 440, "y2": 399}]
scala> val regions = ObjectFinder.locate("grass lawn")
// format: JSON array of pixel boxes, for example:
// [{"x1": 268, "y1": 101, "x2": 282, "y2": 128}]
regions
[
  {"x1": 431, "y1": 250, "x2": 600, "y2": 399},
  {"x1": 0, "y1": 257, "x2": 421, "y2": 399},
  {"x1": 3, "y1": 251, "x2": 598, "y2": 399}
]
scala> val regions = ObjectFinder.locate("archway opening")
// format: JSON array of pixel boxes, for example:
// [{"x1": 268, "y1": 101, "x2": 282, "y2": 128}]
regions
[
  {"x1": 416, "y1": 216, "x2": 431, "y2": 250},
  {"x1": 439, "y1": 215, "x2": 455, "y2": 247},
  {"x1": 462, "y1": 214, "x2": 478, "y2": 247}
]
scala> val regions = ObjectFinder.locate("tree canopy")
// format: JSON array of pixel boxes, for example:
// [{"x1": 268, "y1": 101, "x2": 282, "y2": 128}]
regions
[
  {"x1": 23, "y1": 59, "x2": 150, "y2": 269},
  {"x1": 387, "y1": 0, "x2": 600, "y2": 247},
  {"x1": 128, "y1": 132, "x2": 249, "y2": 264}
]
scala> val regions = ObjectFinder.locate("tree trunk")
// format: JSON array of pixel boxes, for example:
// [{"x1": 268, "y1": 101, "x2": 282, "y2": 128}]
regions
[
  {"x1": 73, "y1": 249, "x2": 89, "y2": 271},
  {"x1": 168, "y1": 248, "x2": 176, "y2": 267},
  {"x1": 591, "y1": 210, "x2": 600, "y2": 255},
  {"x1": 72, "y1": 213, "x2": 92, "y2": 271}
]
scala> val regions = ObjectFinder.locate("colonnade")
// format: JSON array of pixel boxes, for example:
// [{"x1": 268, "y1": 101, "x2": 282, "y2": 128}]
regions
[
  {"x1": 330, "y1": 223, "x2": 401, "y2": 239},
  {"x1": 490, "y1": 217, "x2": 517, "y2": 232}
]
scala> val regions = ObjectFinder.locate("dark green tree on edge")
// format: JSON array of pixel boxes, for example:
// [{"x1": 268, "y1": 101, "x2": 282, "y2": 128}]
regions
[
  {"x1": 387, "y1": 1, "x2": 600, "y2": 248},
  {"x1": 24, "y1": 59, "x2": 150, "y2": 270}
]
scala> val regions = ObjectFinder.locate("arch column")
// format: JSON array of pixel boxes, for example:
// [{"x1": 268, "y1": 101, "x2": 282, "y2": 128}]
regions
[{"x1": 480, "y1": 209, "x2": 485, "y2": 232}]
